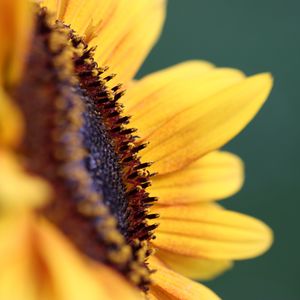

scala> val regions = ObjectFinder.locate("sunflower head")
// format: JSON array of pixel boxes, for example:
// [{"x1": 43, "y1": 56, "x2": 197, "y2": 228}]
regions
[{"x1": 11, "y1": 6, "x2": 160, "y2": 291}]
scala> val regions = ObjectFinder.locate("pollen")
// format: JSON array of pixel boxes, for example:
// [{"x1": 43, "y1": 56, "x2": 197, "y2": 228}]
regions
[{"x1": 11, "y1": 7, "x2": 158, "y2": 291}]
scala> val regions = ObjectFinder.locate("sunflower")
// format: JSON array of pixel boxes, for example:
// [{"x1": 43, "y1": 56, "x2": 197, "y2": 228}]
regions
[{"x1": 0, "y1": 0, "x2": 273, "y2": 299}]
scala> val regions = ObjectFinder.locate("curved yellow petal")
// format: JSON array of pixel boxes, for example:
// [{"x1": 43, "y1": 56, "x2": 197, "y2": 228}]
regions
[
  {"x1": 156, "y1": 249, "x2": 232, "y2": 281},
  {"x1": 43, "y1": 0, "x2": 166, "y2": 85},
  {"x1": 126, "y1": 63, "x2": 244, "y2": 141},
  {"x1": 0, "y1": 150, "x2": 51, "y2": 210},
  {"x1": 149, "y1": 257, "x2": 220, "y2": 300},
  {"x1": 142, "y1": 73, "x2": 272, "y2": 174},
  {"x1": 0, "y1": 0, "x2": 33, "y2": 85},
  {"x1": 0, "y1": 90, "x2": 24, "y2": 148},
  {"x1": 0, "y1": 213, "x2": 140, "y2": 300},
  {"x1": 124, "y1": 60, "x2": 216, "y2": 112},
  {"x1": 150, "y1": 151, "x2": 244, "y2": 204},
  {"x1": 0, "y1": 213, "x2": 38, "y2": 300},
  {"x1": 152, "y1": 203, "x2": 273, "y2": 260}
]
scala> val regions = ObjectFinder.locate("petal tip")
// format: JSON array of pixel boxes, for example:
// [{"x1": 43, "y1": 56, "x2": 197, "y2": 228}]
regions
[
  {"x1": 254, "y1": 72, "x2": 274, "y2": 92},
  {"x1": 259, "y1": 223, "x2": 274, "y2": 255}
]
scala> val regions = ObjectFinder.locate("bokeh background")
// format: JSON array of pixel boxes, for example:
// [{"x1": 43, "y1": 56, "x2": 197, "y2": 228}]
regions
[{"x1": 138, "y1": 1, "x2": 300, "y2": 299}]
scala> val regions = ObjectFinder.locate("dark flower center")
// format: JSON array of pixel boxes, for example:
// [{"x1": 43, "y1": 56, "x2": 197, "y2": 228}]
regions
[{"x1": 11, "y1": 7, "x2": 158, "y2": 291}]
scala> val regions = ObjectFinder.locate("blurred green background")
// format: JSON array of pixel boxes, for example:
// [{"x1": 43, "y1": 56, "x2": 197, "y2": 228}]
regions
[{"x1": 138, "y1": 1, "x2": 300, "y2": 299}]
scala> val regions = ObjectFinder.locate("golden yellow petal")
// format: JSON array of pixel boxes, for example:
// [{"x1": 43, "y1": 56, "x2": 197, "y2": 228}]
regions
[
  {"x1": 152, "y1": 203, "x2": 273, "y2": 260},
  {"x1": 149, "y1": 256, "x2": 220, "y2": 300},
  {"x1": 0, "y1": 150, "x2": 51, "y2": 210},
  {"x1": 43, "y1": 0, "x2": 166, "y2": 85},
  {"x1": 127, "y1": 64, "x2": 244, "y2": 141},
  {"x1": 156, "y1": 249, "x2": 233, "y2": 281},
  {"x1": 0, "y1": 213, "x2": 140, "y2": 300},
  {"x1": 150, "y1": 151, "x2": 244, "y2": 204},
  {"x1": 0, "y1": 0, "x2": 33, "y2": 85},
  {"x1": 45, "y1": 0, "x2": 69, "y2": 19},
  {"x1": 141, "y1": 73, "x2": 273, "y2": 174},
  {"x1": 0, "y1": 213, "x2": 38, "y2": 300},
  {"x1": 124, "y1": 60, "x2": 215, "y2": 112},
  {"x1": 0, "y1": 89, "x2": 24, "y2": 148}
]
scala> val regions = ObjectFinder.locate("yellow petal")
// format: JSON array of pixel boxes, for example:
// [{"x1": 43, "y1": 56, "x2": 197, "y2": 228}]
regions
[
  {"x1": 152, "y1": 203, "x2": 273, "y2": 260},
  {"x1": 124, "y1": 60, "x2": 215, "y2": 112},
  {"x1": 43, "y1": 0, "x2": 166, "y2": 85},
  {"x1": 150, "y1": 151, "x2": 244, "y2": 204},
  {"x1": 156, "y1": 249, "x2": 232, "y2": 281},
  {"x1": 0, "y1": 0, "x2": 33, "y2": 85},
  {"x1": 0, "y1": 213, "x2": 38, "y2": 300},
  {"x1": 0, "y1": 212, "x2": 140, "y2": 300},
  {"x1": 126, "y1": 63, "x2": 244, "y2": 141},
  {"x1": 0, "y1": 89, "x2": 24, "y2": 148},
  {"x1": 141, "y1": 73, "x2": 273, "y2": 174},
  {"x1": 0, "y1": 150, "x2": 51, "y2": 210},
  {"x1": 149, "y1": 256, "x2": 220, "y2": 300}
]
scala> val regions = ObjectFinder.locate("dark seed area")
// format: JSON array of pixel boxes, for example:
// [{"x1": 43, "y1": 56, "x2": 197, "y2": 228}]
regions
[
  {"x1": 12, "y1": 7, "x2": 159, "y2": 290},
  {"x1": 70, "y1": 32, "x2": 159, "y2": 244},
  {"x1": 81, "y1": 93, "x2": 130, "y2": 237}
]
